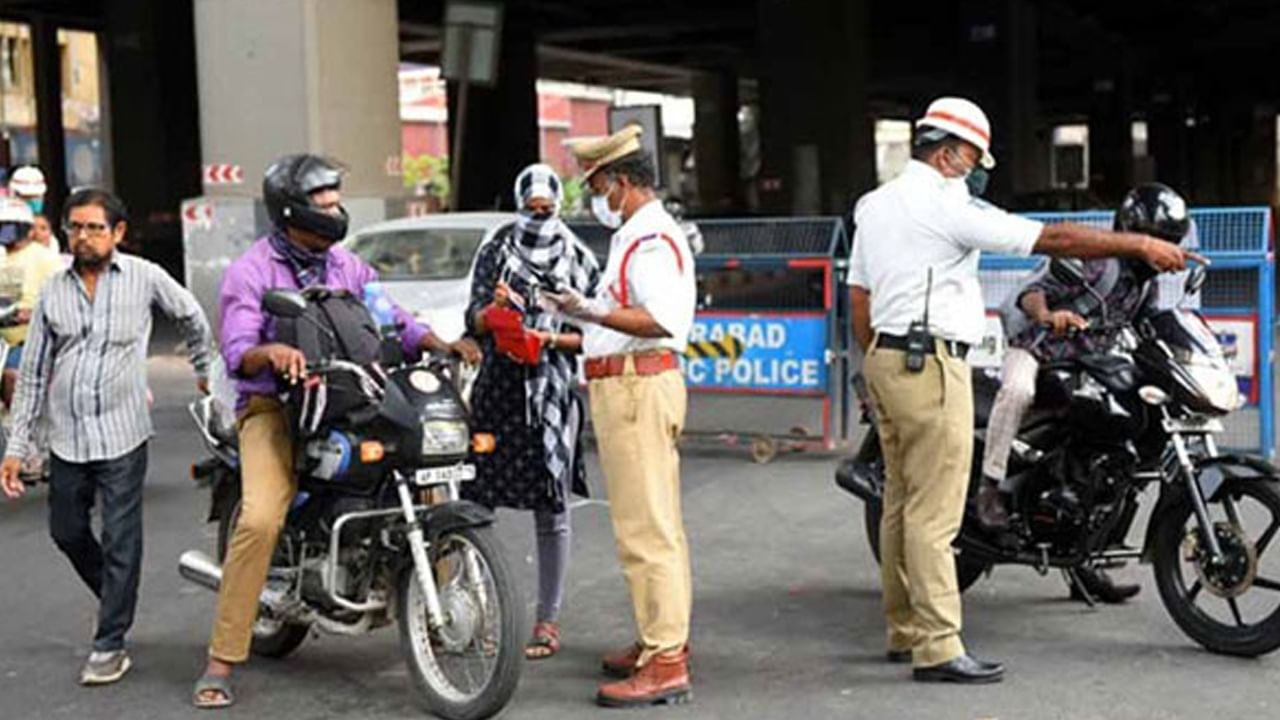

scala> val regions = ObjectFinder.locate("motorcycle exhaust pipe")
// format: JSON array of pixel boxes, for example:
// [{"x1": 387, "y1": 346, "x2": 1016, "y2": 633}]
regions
[{"x1": 179, "y1": 550, "x2": 223, "y2": 593}]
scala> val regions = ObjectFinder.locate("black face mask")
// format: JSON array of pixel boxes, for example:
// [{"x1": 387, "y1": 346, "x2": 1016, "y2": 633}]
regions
[{"x1": 966, "y1": 167, "x2": 990, "y2": 198}]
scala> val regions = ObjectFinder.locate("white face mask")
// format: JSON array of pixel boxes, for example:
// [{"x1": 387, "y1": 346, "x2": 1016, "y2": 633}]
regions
[{"x1": 591, "y1": 184, "x2": 623, "y2": 229}]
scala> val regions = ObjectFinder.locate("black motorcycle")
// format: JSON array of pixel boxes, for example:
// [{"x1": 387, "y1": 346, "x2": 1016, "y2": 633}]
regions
[
  {"x1": 837, "y1": 260, "x2": 1280, "y2": 657},
  {"x1": 180, "y1": 289, "x2": 522, "y2": 720}
]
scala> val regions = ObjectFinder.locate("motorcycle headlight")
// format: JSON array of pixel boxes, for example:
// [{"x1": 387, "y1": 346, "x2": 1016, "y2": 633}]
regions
[
  {"x1": 1184, "y1": 362, "x2": 1241, "y2": 413},
  {"x1": 422, "y1": 420, "x2": 469, "y2": 457}
]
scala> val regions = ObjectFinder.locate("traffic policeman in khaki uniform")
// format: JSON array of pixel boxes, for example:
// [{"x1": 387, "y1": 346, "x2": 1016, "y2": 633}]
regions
[
  {"x1": 848, "y1": 97, "x2": 1196, "y2": 684},
  {"x1": 542, "y1": 124, "x2": 697, "y2": 708}
]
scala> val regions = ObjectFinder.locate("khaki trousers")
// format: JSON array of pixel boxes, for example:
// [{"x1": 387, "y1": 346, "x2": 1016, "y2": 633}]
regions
[
  {"x1": 209, "y1": 396, "x2": 296, "y2": 663},
  {"x1": 589, "y1": 364, "x2": 691, "y2": 667},
  {"x1": 863, "y1": 340, "x2": 972, "y2": 667}
]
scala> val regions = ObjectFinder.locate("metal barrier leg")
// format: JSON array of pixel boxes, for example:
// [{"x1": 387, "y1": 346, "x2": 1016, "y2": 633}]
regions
[{"x1": 1261, "y1": 254, "x2": 1276, "y2": 459}]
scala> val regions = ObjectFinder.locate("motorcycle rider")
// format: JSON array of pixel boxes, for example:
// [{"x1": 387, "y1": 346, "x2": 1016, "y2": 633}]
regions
[
  {"x1": 8, "y1": 165, "x2": 47, "y2": 215},
  {"x1": 192, "y1": 154, "x2": 480, "y2": 709},
  {"x1": 977, "y1": 182, "x2": 1193, "y2": 601},
  {"x1": 0, "y1": 197, "x2": 62, "y2": 409}
]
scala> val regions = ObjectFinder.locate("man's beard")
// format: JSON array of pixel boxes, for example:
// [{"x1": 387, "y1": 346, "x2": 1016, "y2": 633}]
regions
[{"x1": 73, "y1": 248, "x2": 110, "y2": 270}]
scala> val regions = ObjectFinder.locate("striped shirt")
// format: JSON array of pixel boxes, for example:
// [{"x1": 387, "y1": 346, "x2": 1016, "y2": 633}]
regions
[{"x1": 5, "y1": 253, "x2": 212, "y2": 463}]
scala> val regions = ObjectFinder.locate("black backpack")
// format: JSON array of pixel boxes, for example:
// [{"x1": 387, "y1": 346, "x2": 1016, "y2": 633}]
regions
[{"x1": 273, "y1": 287, "x2": 383, "y2": 435}]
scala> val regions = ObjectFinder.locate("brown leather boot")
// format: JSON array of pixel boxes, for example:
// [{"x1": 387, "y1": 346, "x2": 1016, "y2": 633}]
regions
[
  {"x1": 600, "y1": 642, "x2": 642, "y2": 678},
  {"x1": 976, "y1": 477, "x2": 1010, "y2": 529},
  {"x1": 596, "y1": 649, "x2": 692, "y2": 708},
  {"x1": 602, "y1": 642, "x2": 691, "y2": 678}
]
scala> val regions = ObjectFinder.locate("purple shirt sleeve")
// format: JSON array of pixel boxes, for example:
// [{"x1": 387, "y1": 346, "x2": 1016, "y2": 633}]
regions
[
  {"x1": 219, "y1": 259, "x2": 267, "y2": 378},
  {"x1": 351, "y1": 259, "x2": 431, "y2": 356}
]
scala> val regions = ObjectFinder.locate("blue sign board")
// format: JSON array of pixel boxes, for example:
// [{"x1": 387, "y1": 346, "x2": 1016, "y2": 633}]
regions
[{"x1": 682, "y1": 313, "x2": 828, "y2": 393}]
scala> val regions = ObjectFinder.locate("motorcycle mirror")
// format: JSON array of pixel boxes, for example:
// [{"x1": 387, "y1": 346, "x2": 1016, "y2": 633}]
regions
[
  {"x1": 1184, "y1": 264, "x2": 1207, "y2": 296},
  {"x1": 1049, "y1": 258, "x2": 1088, "y2": 287},
  {"x1": 262, "y1": 289, "x2": 308, "y2": 318}
]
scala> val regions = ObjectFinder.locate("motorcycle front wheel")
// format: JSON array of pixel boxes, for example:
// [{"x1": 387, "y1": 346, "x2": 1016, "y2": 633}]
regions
[
  {"x1": 1151, "y1": 477, "x2": 1280, "y2": 657},
  {"x1": 397, "y1": 525, "x2": 522, "y2": 720}
]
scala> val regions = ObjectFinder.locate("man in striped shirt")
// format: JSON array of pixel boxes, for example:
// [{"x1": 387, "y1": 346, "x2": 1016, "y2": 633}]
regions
[{"x1": 0, "y1": 188, "x2": 213, "y2": 686}]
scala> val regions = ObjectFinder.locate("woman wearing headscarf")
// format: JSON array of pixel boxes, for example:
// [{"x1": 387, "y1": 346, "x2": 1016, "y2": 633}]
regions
[{"x1": 463, "y1": 163, "x2": 601, "y2": 659}]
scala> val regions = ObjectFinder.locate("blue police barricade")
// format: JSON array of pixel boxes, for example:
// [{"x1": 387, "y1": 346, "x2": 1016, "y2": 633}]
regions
[{"x1": 571, "y1": 217, "x2": 852, "y2": 463}]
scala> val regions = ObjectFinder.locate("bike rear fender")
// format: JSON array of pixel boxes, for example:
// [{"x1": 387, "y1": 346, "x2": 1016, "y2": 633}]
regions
[{"x1": 835, "y1": 423, "x2": 886, "y2": 503}]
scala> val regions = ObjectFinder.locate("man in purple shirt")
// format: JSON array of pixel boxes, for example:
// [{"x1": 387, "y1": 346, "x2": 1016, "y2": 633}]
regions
[{"x1": 193, "y1": 155, "x2": 479, "y2": 709}]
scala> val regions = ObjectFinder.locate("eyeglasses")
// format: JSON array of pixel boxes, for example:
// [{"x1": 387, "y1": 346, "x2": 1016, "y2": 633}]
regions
[{"x1": 62, "y1": 221, "x2": 112, "y2": 237}]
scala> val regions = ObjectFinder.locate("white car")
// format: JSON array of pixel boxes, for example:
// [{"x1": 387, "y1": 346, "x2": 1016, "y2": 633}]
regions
[{"x1": 343, "y1": 212, "x2": 513, "y2": 342}]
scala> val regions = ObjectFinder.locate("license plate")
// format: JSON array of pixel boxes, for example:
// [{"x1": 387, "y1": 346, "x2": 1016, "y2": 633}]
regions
[
  {"x1": 414, "y1": 464, "x2": 477, "y2": 487},
  {"x1": 1163, "y1": 417, "x2": 1225, "y2": 434}
]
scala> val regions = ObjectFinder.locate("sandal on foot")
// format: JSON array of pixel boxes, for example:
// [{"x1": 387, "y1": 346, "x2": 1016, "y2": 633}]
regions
[
  {"x1": 193, "y1": 674, "x2": 234, "y2": 709},
  {"x1": 525, "y1": 622, "x2": 561, "y2": 660}
]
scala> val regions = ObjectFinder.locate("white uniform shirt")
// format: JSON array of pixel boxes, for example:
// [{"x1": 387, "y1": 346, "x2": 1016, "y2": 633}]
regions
[
  {"x1": 583, "y1": 199, "x2": 696, "y2": 358},
  {"x1": 847, "y1": 160, "x2": 1044, "y2": 346}
]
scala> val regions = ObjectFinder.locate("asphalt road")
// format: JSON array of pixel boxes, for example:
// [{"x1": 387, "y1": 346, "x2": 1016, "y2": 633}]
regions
[{"x1": 1, "y1": 353, "x2": 1278, "y2": 720}]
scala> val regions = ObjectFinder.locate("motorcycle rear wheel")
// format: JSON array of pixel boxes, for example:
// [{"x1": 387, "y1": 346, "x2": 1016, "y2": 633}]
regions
[
  {"x1": 397, "y1": 525, "x2": 522, "y2": 720},
  {"x1": 864, "y1": 502, "x2": 989, "y2": 592},
  {"x1": 216, "y1": 499, "x2": 311, "y2": 659}
]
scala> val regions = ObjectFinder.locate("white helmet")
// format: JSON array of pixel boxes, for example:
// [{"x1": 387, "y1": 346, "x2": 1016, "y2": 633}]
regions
[
  {"x1": 0, "y1": 196, "x2": 33, "y2": 246},
  {"x1": 8, "y1": 165, "x2": 47, "y2": 198},
  {"x1": 915, "y1": 97, "x2": 995, "y2": 169}
]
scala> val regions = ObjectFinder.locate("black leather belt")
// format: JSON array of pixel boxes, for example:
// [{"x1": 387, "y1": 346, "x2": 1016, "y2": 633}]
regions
[{"x1": 875, "y1": 333, "x2": 970, "y2": 360}]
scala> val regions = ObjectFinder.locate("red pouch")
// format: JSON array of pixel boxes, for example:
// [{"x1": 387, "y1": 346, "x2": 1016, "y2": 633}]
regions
[{"x1": 481, "y1": 306, "x2": 544, "y2": 365}]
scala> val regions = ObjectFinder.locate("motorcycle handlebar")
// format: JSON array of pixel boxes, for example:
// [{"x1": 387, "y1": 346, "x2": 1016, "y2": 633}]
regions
[
  {"x1": 301, "y1": 359, "x2": 385, "y2": 399},
  {"x1": 1039, "y1": 320, "x2": 1130, "y2": 338}
]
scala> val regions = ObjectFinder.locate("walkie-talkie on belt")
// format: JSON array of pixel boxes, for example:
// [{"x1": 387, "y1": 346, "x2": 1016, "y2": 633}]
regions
[{"x1": 905, "y1": 268, "x2": 932, "y2": 373}]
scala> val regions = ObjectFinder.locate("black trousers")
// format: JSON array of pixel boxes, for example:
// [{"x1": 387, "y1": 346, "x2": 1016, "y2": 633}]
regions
[{"x1": 48, "y1": 443, "x2": 148, "y2": 653}]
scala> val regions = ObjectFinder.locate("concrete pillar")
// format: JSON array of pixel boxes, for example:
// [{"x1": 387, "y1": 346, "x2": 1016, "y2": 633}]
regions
[
  {"x1": 193, "y1": 0, "x2": 402, "y2": 219},
  {"x1": 1147, "y1": 92, "x2": 1192, "y2": 196},
  {"x1": 30, "y1": 18, "x2": 68, "y2": 221},
  {"x1": 1188, "y1": 101, "x2": 1280, "y2": 207},
  {"x1": 1087, "y1": 57, "x2": 1134, "y2": 204},
  {"x1": 955, "y1": 0, "x2": 1041, "y2": 205},
  {"x1": 1189, "y1": 99, "x2": 1228, "y2": 205},
  {"x1": 104, "y1": 0, "x2": 203, "y2": 276},
  {"x1": 1233, "y1": 103, "x2": 1277, "y2": 206},
  {"x1": 692, "y1": 69, "x2": 742, "y2": 214},
  {"x1": 756, "y1": 0, "x2": 873, "y2": 215},
  {"x1": 1004, "y1": 0, "x2": 1042, "y2": 197},
  {"x1": 755, "y1": 0, "x2": 812, "y2": 215},
  {"x1": 446, "y1": 20, "x2": 538, "y2": 211}
]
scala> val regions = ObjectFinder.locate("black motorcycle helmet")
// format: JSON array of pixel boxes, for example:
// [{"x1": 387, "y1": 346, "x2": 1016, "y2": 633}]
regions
[
  {"x1": 263, "y1": 154, "x2": 349, "y2": 242},
  {"x1": 1114, "y1": 182, "x2": 1190, "y2": 244}
]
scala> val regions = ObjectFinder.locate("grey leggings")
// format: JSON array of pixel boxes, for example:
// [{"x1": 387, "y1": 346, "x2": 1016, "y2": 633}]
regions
[{"x1": 533, "y1": 399, "x2": 580, "y2": 623}]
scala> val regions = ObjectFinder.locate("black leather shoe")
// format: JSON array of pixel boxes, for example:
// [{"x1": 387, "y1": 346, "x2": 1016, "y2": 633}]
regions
[
  {"x1": 887, "y1": 649, "x2": 912, "y2": 664},
  {"x1": 1070, "y1": 567, "x2": 1141, "y2": 604},
  {"x1": 913, "y1": 654, "x2": 1004, "y2": 684}
]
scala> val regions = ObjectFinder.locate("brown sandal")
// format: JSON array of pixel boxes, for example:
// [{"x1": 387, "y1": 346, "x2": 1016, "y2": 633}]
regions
[{"x1": 525, "y1": 621, "x2": 561, "y2": 660}]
